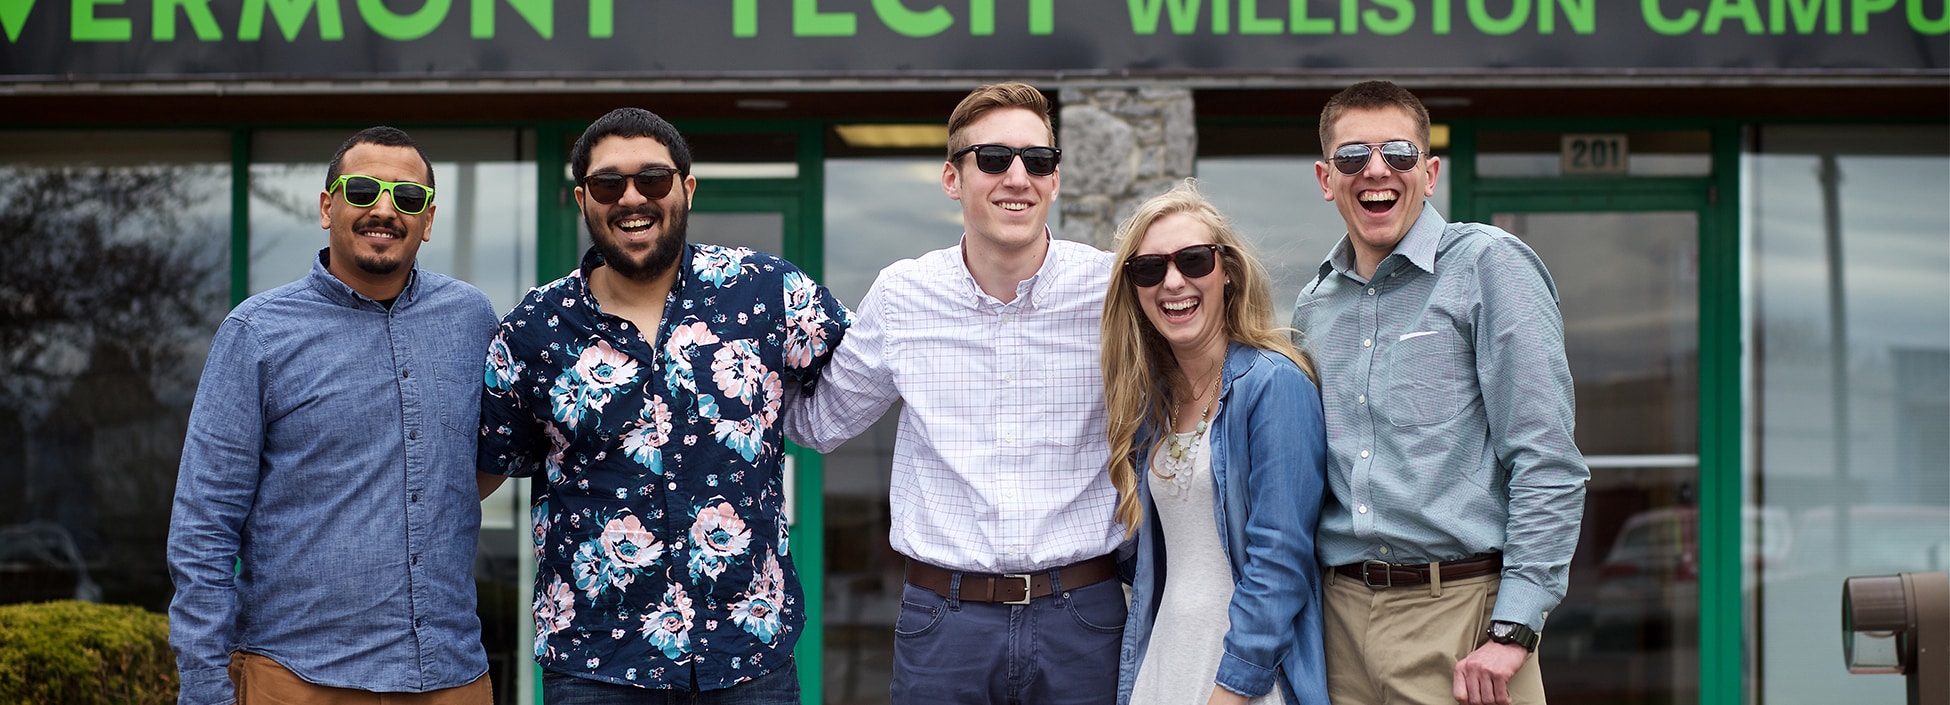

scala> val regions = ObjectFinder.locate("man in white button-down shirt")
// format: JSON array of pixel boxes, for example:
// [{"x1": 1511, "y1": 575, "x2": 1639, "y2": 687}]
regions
[{"x1": 786, "y1": 82, "x2": 1126, "y2": 705}]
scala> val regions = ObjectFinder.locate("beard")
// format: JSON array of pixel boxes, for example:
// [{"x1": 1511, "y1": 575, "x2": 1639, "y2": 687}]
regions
[
  {"x1": 588, "y1": 194, "x2": 688, "y2": 282},
  {"x1": 350, "y1": 216, "x2": 407, "y2": 276}
]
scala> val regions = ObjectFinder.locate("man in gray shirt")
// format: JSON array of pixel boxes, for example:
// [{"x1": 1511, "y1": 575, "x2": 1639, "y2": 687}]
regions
[{"x1": 1291, "y1": 80, "x2": 1588, "y2": 705}]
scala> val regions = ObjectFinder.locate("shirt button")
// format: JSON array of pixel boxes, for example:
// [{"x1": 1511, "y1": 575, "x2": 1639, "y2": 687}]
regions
[
  {"x1": 409, "y1": 430, "x2": 419, "y2": 440},
  {"x1": 1357, "y1": 394, "x2": 1366, "y2": 404},
  {"x1": 1379, "y1": 546, "x2": 1390, "y2": 555},
  {"x1": 1367, "y1": 288, "x2": 1376, "y2": 295},
  {"x1": 1357, "y1": 504, "x2": 1368, "y2": 514},
  {"x1": 1363, "y1": 338, "x2": 1372, "y2": 348},
  {"x1": 411, "y1": 493, "x2": 419, "y2": 503},
  {"x1": 401, "y1": 369, "x2": 411, "y2": 378},
  {"x1": 668, "y1": 482, "x2": 678, "y2": 491},
  {"x1": 1360, "y1": 449, "x2": 1370, "y2": 458}
]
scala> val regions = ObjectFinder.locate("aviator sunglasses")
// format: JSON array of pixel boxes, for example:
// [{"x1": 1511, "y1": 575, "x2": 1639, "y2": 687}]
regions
[
  {"x1": 1124, "y1": 243, "x2": 1224, "y2": 288},
  {"x1": 330, "y1": 175, "x2": 434, "y2": 215},
  {"x1": 952, "y1": 144, "x2": 1062, "y2": 176},
  {"x1": 580, "y1": 168, "x2": 680, "y2": 204},
  {"x1": 1328, "y1": 140, "x2": 1423, "y2": 175}
]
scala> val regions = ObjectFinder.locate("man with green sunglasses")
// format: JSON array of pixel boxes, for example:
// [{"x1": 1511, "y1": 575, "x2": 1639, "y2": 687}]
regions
[{"x1": 169, "y1": 125, "x2": 498, "y2": 704}]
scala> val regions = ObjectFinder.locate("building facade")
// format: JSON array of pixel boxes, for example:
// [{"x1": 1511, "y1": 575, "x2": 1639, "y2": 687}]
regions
[{"x1": 2, "y1": 2, "x2": 1945, "y2": 703}]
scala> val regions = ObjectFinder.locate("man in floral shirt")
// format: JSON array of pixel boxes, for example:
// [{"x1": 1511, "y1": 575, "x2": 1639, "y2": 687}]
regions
[{"x1": 477, "y1": 107, "x2": 849, "y2": 703}]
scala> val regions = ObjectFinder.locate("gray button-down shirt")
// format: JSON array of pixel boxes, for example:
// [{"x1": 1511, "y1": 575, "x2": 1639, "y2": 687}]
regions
[{"x1": 1291, "y1": 203, "x2": 1587, "y2": 630}]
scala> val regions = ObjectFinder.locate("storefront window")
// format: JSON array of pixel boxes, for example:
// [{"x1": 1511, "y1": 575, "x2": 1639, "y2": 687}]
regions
[
  {"x1": 0, "y1": 131, "x2": 232, "y2": 611},
  {"x1": 1747, "y1": 125, "x2": 1950, "y2": 704}
]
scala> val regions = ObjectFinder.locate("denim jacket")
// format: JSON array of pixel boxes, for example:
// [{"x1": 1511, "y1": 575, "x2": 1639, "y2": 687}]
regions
[{"x1": 1116, "y1": 342, "x2": 1330, "y2": 705}]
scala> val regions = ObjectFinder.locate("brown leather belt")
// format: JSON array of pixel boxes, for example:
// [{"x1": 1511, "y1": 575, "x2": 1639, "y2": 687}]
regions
[
  {"x1": 1333, "y1": 553, "x2": 1502, "y2": 590},
  {"x1": 906, "y1": 556, "x2": 1119, "y2": 604}
]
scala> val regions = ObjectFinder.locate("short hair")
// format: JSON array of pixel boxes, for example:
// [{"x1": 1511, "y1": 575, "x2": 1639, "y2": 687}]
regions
[
  {"x1": 326, "y1": 126, "x2": 434, "y2": 190},
  {"x1": 946, "y1": 82, "x2": 1056, "y2": 159},
  {"x1": 571, "y1": 108, "x2": 692, "y2": 183},
  {"x1": 1318, "y1": 80, "x2": 1432, "y2": 155}
]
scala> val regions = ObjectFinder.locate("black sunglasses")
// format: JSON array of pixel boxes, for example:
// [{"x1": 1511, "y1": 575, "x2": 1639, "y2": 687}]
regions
[
  {"x1": 1328, "y1": 140, "x2": 1423, "y2": 175},
  {"x1": 1124, "y1": 243, "x2": 1224, "y2": 288},
  {"x1": 952, "y1": 144, "x2": 1062, "y2": 176},
  {"x1": 581, "y1": 168, "x2": 679, "y2": 204},
  {"x1": 330, "y1": 175, "x2": 434, "y2": 215}
]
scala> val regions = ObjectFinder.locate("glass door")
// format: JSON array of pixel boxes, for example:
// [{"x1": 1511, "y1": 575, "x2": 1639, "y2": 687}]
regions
[{"x1": 1474, "y1": 198, "x2": 1706, "y2": 705}]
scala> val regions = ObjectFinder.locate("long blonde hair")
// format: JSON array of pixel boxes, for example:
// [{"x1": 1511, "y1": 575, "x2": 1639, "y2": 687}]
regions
[{"x1": 1101, "y1": 178, "x2": 1315, "y2": 536}]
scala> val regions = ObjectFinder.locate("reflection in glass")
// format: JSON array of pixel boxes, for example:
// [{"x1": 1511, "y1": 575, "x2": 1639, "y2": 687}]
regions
[
  {"x1": 1748, "y1": 125, "x2": 1950, "y2": 705},
  {"x1": 1496, "y1": 211, "x2": 1700, "y2": 705},
  {"x1": 0, "y1": 132, "x2": 231, "y2": 612}
]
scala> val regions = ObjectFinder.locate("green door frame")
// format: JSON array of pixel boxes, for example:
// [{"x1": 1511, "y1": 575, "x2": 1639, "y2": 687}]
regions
[
  {"x1": 1448, "y1": 121, "x2": 1744, "y2": 705},
  {"x1": 531, "y1": 119, "x2": 833, "y2": 703}
]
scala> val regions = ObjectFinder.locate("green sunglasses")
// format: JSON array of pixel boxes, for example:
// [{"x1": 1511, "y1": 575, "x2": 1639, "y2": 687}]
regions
[{"x1": 330, "y1": 174, "x2": 435, "y2": 215}]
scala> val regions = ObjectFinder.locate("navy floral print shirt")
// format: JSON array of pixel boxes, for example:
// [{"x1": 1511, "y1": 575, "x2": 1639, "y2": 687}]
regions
[{"x1": 480, "y1": 244, "x2": 849, "y2": 690}]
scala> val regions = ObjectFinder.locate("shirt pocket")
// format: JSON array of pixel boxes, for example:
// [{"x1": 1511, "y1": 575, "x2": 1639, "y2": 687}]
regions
[{"x1": 1381, "y1": 328, "x2": 1478, "y2": 427}]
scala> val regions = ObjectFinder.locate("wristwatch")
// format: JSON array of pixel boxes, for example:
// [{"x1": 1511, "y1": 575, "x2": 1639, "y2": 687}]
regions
[{"x1": 1486, "y1": 621, "x2": 1540, "y2": 652}]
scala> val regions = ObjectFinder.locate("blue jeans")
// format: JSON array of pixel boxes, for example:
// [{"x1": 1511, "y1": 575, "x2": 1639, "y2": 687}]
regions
[
  {"x1": 890, "y1": 574, "x2": 1125, "y2": 705},
  {"x1": 542, "y1": 658, "x2": 799, "y2": 705}
]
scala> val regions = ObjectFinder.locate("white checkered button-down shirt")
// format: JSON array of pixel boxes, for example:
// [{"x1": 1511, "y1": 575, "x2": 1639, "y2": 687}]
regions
[{"x1": 786, "y1": 236, "x2": 1125, "y2": 574}]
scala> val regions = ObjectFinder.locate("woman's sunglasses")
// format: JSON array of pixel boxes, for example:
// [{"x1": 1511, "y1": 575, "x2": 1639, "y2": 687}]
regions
[
  {"x1": 1328, "y1": 140, "x2": 1422, "y2": 175},
  {"x1": 951, "y1": 144, "x2": 1062, "y2": 176},
  {"x1": 330, "y1": 175, "x2": 434, "y2": 215},
  {"x1": 1123, "y1": 243, "x2": 1224, "y2": 288},
  {"x1": 581, "y1": 168, "x2": 679, "y2": 204}
]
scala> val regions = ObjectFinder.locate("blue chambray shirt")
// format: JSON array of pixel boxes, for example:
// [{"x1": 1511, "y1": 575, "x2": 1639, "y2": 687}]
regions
[
  {"x1": 480, "y1": 245, "x2": 849, "y2": 690},
  {"x1": 1291, "y1": 203, "x2": 1588, "y2": 631},
  {"x1": 1117, "y1": 343, "x2": 1329, "y2": 705},
  {"x1": 168, "y1": 250, "x2": 497, "y2": 705}
]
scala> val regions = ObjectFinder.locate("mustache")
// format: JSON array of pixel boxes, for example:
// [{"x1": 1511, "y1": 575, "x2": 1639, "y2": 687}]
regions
[{"x1": 354, "y1": 215, "x2": 404, "y2": 237}]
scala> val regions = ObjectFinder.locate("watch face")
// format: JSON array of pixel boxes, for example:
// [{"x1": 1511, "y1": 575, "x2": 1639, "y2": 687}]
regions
[{"x1": 1490, "y1": 623, "x2": 1513, "y2": 638}]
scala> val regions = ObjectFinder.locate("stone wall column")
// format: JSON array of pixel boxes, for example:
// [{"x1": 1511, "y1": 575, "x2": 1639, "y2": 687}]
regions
[{"x1": 1056, "y1": 86, "x2": 1197, "y2": 249}]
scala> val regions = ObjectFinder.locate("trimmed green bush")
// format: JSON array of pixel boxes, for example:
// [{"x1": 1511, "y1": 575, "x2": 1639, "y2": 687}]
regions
[{"x1": 0, "y1": 601, "x2": 177, "y2": 705}]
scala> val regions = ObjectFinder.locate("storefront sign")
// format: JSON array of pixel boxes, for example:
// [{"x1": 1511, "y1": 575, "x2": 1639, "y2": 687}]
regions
[
  {"x1": 1562, "y1": 133, "x2": 1628, "y2": 175},
  {"x1": 2, "y1": 0, "x2": 1945, "y2": 80}
]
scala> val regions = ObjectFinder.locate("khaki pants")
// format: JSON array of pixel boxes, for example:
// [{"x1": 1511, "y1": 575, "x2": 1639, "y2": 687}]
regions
[
  {"x1": 229, "y1": 652, "x2": 492, "y2": 705},
  {"x1": 1323, "y1": 569, "x2": 1546, "y2": 705}
]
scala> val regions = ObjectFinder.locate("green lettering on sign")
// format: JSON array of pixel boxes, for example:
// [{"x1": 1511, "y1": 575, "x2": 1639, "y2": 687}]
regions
[
  {"x1": 1705, "y1": 0, "x2": 1764, "y2": 32},
  {"x1": 1339, "y1": 0, "x2": 1355, "y2": 33},
  {"x1": 1542, "y1": 0, "x2": 1595, "y2": 32},
  {"x1": 1468, "y1": 0, "x2": 1529, "y2": 34},
  {"x1": 795, "y1": 0, "x2": 856, "y2": 35},
  {"x1": 1129, "y1": 0, "x2": 1202, "y2": 34},
  {"x1": 1363, "y1": 0, "x2": 1414, "y2": 34},
  {"x1": 472, "y1": 0, "x2": 552, "y2": 39},
  {"x1": 971, "y1": 0, "x2": 993, "y2": 33},
  {"x1": 588, "y1": 0, "x2": 611, "y2": 36},
  {"x1": 1029, "y1": 0, "x2": 1051, "y2": 32},
  {"x1": 1240, "y1": 0, "x2": 1281, "y2": 32},
  {"x1": 733, "y1": 0, "x2": 756, "y2": 36},
  {"x1": 359, "y1": 0, "x2": 450, "y2": 40},
  {"x1": 156, "y1": 0, "x2": 224, "y2": 40},
  {"x1": 73, "y1": 0, "x2": 130, "y2": 40},
  {"x1": 872, "y1": 0, "x2": 950, "y2": 36},
  {"x1": 1853, "y1": 0, "x2": 1896, "y2": 31},
  {"x1": 2, "y1": 0, "x2": 35, "y2": 43},
  {"x1": 1643, "y1": 0, "x2": 1699, "y2": 33},
  {"x1": 1289, "y1": 0, "x2": 1332, "y2": 33},
  {"x1": 1770, "y1": 0, "x2": 1839, "y2": 33},
  {"x1": 1911, "y1": 0, "x2": 1949, "y2": 33},
  {"x1": 240, "y1": 0, "x2": 347, "y2": 41}
]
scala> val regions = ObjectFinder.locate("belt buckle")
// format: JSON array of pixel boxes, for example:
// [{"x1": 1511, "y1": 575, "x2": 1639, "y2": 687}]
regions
[
  {"x1": 1002, "y1": 574, "x2": 1033, "y2": 605},
  {"x1": 1360, "y1": 560, "x2": 1394, "y2": 589}
]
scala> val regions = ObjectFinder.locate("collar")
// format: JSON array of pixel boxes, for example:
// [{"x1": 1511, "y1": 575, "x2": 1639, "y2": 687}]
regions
[
  {"x1": 309, "y1": 247, "x2": 419, "y2": 310},
  {"x1": 1316, "y1": 202, "x2": 1447, "y2": 283},
  {"x1": 955, "y1": 227, "x2": 1058, "y2": 309}
]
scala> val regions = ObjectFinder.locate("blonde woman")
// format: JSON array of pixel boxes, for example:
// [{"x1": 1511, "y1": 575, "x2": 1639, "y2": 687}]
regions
[{"x1": 1104, "y1": 179, "x2": 1329, "y2": 705}]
